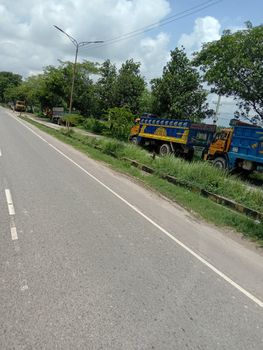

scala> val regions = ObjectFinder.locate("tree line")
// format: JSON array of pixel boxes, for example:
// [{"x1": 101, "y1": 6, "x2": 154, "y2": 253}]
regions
[{"x1": 1, "y1": 23, "x2": 262, "y2": 124}]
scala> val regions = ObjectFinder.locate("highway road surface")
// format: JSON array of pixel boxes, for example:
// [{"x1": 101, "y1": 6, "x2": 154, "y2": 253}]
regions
[{"x1": 0, "y1": 106, "x2": 263, "y2": 349}]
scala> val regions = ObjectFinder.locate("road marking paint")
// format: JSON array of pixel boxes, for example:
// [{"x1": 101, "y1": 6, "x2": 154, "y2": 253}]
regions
[
  {"x1": 12, "y1": 114, "x2": 263, "y2": 308},
  {"x1": 5, "y1": 189, "x2": 15, "y2": 215},
  {"x1": 10, "y1": 217, "x2": 18, "y2": 240},
  {"x1": 0, "y1": 148, "x2": 2, "y2": 156}
]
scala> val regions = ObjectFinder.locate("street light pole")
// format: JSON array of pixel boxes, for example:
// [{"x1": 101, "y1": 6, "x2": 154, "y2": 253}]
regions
[
  {"x1": 69, "y1": 44, "x2": 79, "y2": 114},
  {"x1": 54, "y1": 25, "x2": 103, "y2": 114}
]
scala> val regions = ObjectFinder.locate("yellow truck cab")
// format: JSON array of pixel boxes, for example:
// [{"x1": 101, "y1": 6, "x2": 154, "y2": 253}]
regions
[
  {"x1": 130, "y1": 118, "x2": 141, "y2": 142},
  {"x1": 14, "y1": 100, "x2": 26, "y2": 112},
  {"x1": 204, "y1": 120, "x2": 263, "y2": 173},
  {"x1": 204, "y1": 128, "x2": 233, "y2": 168}
]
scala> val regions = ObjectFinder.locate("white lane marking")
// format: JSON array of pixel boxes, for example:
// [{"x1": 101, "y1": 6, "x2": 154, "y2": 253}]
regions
[
  {"x1": 0, "y1": 148, "x2": 2, "y2": 156},
  {"x1": 10, "y1": 217, "x2": 18, "y2": 240},
  {"x1": 12, "y1": 114, "x2": 263, "y2": 308},
  {"x1": 5, "y1": 189, "x2": 15, "y2": 215}
]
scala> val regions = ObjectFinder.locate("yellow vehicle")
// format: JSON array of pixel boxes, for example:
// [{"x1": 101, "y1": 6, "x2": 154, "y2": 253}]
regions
[
  {"x1": 204, "y1": 121, "x2": 263, "y2": 172},
  {"x1": 130, "y1": 116, "x2": 216, "y2": 159},
  {"x1": 203, "y1": 128, "x2": 233, "y2": 168},
  {"x1": 14, "y1": 100, "x2": 26, "y2": 112}
]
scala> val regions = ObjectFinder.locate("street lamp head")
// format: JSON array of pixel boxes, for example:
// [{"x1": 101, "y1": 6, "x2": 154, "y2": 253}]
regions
[
  {"x1": 53, "y1": 25, "x2": 64, "y2": 33},
  {"x1": 54, "y1": 25, "x2": 104, "y2": 48},
  {"x1": 53, "y1": 25, "x2": 78, "y2": 46},
  {"x1": 78, "y1": 40, "x2": 104, "y2": 47}
]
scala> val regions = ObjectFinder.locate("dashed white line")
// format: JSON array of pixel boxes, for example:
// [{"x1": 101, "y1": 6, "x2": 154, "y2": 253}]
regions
[
  {"x1": 0, "y1": 148, "x2": 2, "y2": 156},
  {"x1": 5, "y1": 189, "x2": 18, "y2": 240},
  {"x1": 10, "y1": 225, "x2": 18, "y2": 240},
  {"x1": 10, "y1": 112, "x2": 263, "y2": 309},
  {"x1": 5, "y1": 189, "x2": 15, "y2": 215}
]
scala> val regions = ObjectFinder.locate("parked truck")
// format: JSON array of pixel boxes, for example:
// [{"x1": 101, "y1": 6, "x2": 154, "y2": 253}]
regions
[
  {"x1": 204, "y1": 119, "x2": 263, "y2": 172},
  {"x1": 129, "y1": 116, "x2": 216, "y2": 160},
  {"x1": 14, "y1": 100, "x2": 26, "y2": 112}
]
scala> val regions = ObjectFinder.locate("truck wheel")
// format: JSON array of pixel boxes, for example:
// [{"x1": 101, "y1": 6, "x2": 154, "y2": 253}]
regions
[
  {"x1": 213, "y1": 157, "x2": 227, "y2": 170},
  {"x1": 159, "y1": 143, "x2": 171, "y2": 156},
  {"x1": 130, "y1": 136, "x2": 138, "y2": 145}
]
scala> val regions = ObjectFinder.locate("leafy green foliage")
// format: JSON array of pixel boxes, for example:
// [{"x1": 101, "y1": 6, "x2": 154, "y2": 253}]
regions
[
  {"x1": 106, "y1": 106, "x2": 134, "y2": 140},
  {"x1": 66, "y1": 61, "x2": 100, "y2": 116},
  {"x1": 96, "y1": 59, "x2": 117, "y2": 112},
  {"x1": 0, "y1": 71, "x2": 22, "y2": 102},
  {"x1": 151, "y1": 48, "x2": 211, "y2": 120},
  {"x1": 62, "y1": 114, "x2": 84, "y2": 126},
  {"x1": 82, "y1": 118, "x2": 107, "y2": 134},
  {"x1": 114, "y1": 59, "x2": 145, "y2": 113},
  {"x1": 4, "y1": 75, "x2": 45, "y2": 110},
  {"x1": 138, "y1": 89, "x2": 153, "y2": 114},
  {"x1": 193, "y1": 24, "x2": 263, "y2": 119}
]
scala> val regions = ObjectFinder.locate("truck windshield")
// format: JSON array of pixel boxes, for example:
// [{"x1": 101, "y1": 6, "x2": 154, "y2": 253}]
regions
[{"x1": 214, "y1": 131, "x2": 228, "y2": 141}]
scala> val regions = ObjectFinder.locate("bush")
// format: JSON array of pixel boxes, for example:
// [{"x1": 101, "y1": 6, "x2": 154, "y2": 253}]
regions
[
  {"x1": 62, "y1": 114, "x2": 84, "y2": 126},
  {"x1": 82, "y1": 118, "x2": 107, "y2": 134},
  {"x1": 106, "y1": 107, "x2": 134, "y2": 140}
]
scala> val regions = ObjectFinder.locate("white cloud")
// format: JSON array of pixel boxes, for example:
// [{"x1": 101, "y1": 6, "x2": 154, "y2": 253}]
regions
[
  {"x1": 0, "y1": 0, "x2": 171, "y2": 80},
  {"x1": 178, "y1": 16, "x2": 221, "y2": 54},
  {"x1": 131, "y1": 32, "x2": 170, "y2": 81}
]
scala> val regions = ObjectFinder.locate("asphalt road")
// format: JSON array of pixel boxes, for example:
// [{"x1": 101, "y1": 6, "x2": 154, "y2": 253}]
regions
[{"x1": 0, "y1": 107, "x2": 263, "y2": 350}]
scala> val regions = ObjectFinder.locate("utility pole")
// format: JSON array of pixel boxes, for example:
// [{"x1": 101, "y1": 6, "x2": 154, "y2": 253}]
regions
[
  {"x1": 54, "y1": 25, "x2": 103, "y2": 114},
  {"x1": 213, "y1": 95, "x2": 222, "y2": 124}
]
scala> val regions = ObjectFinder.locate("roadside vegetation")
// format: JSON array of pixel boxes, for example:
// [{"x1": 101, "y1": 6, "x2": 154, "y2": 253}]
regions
[
  {"x1": 2, "y1": 21, "x2": 263, "y2": 243},
  {"x1": 21, "y1": 116, "x2": 263, "y2": 244}
]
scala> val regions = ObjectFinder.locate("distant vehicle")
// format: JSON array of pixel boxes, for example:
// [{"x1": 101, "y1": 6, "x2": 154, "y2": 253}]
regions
[
  {"x1": 203, "y1": 119, "x2": 263, "y2": 172},
  {"x1": 129, "y1": 116, "x2": 216, "y2": 160},
  {"x1": 51, "y1": 107, "x2": 64, "y2": 124},
  {"x1": 14, "y1": 100, "x2": 26, "y2": 112}
]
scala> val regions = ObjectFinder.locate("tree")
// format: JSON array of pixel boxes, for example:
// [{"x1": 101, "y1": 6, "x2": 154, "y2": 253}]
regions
[
  {"x1": 115, "y1": 59, "x2": 145, "y2": 114},
  {"x1": 38, "y1": 64, "x2": 68, "y2": 109},
  {"x1": 4, "y1": 74, "x2": 44, "y2": 111},
  {"x1": 0, "y1": 71, "x2": 22, "y2": 102},
  {"x1": 151, "y1": 48, "x2": 210, "y2": 120},
  {"x1": 193, "y1": 24, "x2": 263, "y2": 119},
  {"x1": 65, "y1": 60, "x2": 100, "y2": 116},
  {"x1": 138, "y1": 89, "x2": 153, "y2": 115},
  {"x1": 24, "y1": 61, "x2": 99, "y2": 114},
  {"x1": 96, "y1": 59, "x2": 117, "y2": 113}
]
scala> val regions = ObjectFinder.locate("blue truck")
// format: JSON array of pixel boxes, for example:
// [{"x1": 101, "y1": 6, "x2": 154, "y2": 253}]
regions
[
  {"x1": 204, "y1": 119, "x2": 263, "y2": 172},
  {"x1": 129, "y1": 116, "x2": 216, "y2": 160}
]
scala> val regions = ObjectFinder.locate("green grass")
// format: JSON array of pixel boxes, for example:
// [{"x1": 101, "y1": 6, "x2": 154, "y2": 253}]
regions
[
  {"x1": 153, "y1": 156, "x2": 263, "y2": 213},
  {"x1": 67, "y1": 133, "x2": 263, "y2": 214},
  {"x1": 20, "y1": 116, "x2": 263, "y2": 244},
  {"x1": 144, "y1": 176, "x2": 263, "y2": 242}
]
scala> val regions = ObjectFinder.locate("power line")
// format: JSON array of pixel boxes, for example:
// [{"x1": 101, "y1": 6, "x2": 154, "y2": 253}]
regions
[
  {"x1": 86, "y1": 0, "x2": 223, "y2": 50},
  {"x1": 101, "y1": 0, "x2": 220, "y2": 43}
]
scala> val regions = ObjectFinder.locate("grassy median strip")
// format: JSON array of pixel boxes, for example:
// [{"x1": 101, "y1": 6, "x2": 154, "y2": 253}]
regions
[{"x1": 20, "y1": 116, "x2": 263, "y2": 244}]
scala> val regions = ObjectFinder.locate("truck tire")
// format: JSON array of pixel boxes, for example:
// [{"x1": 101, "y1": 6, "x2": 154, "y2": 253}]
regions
[
  {"x1": 130, "y1": 136, "x2": 138, "y2": 145},
  {"x1": 213, "y1": 157, "x2": 227, "y2": 170},
  {"x1": 159, "y1": 143, "x2": 171, "y2": 156}
]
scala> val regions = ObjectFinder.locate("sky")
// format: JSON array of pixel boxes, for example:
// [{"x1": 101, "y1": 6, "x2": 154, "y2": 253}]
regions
[{"x1": 0, "y1": 0, "x2": 262, "y2": 125}]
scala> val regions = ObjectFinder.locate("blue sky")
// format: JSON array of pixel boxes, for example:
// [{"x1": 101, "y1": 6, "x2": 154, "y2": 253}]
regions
[
  {"x1": 161, "y1": 0, "x2": 262, "y2": 52},
  {"x1": 170, "y1": 0, "x2": 262, "y2": 35}
]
